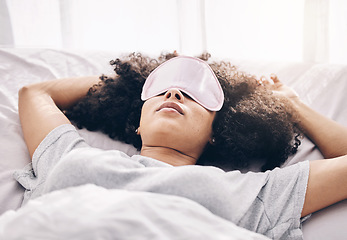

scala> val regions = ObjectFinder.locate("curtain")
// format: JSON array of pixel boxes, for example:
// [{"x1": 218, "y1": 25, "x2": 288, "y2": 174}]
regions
[
  {"x1": 303, "y1": 0, "x2": 329, "y2": 63},
  {"x1": 1, "y1": 0, "x2": 347, "y2": 63},
  {"x1": 3, "y1": 0, "x2": 180, "y2": 55},
  {"x1": 204, "y1": 0, "x2": 304, "y2": 62},
  {"x1": 0, "y1": 0, "x2": 14, "y2": 45}
]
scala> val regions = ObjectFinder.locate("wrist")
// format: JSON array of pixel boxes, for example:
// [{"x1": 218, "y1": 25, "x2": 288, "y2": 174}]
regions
[{"x1": 286, "y1": 94, "x2": 304, "y2": 111}]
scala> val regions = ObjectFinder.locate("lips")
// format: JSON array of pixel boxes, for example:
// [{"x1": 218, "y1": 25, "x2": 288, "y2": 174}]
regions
[{"x1": 157, "y1": 102, "x2": 184, "y2": 115}]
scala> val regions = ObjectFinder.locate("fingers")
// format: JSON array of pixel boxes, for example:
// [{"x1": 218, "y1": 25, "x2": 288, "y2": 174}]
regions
[
  {"x1": 257, "y1": 74, "x2": 281, "y2": 88},
  {"x1": 270, "y1": 73, "x2": 280, "y2": 83},
  {"x1": 258, "y1": 76, "x2": 271, "y2": 86},
  {"x1": 262, "y1": 79, "x2": 271, "y2": 85}
]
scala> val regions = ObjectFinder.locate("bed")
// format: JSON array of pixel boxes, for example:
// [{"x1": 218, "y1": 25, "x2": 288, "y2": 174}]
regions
[{"x1": 0, "y1": 48, "x2": 346, "y2": 239}]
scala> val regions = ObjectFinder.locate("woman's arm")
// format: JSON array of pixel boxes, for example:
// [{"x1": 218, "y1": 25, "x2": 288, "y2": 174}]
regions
[
  {"x1": 18, "y1": 76, "x2": 100, "y2": 158},
  {"x1": 267, "y1": 75, "x2": 347, "y2": 158},
  {"x1": 302, "y1": 155, "x2": 347, "y2": 217},
  {"x1": 289, "y1": 97, "x2": 347, "y2": 158},
  {"x1": 263, "y1": 75, "x2": 347, "y2": 216},
  {"x1": 291, "y1": 94, "x2": 347, "y2": 216}
]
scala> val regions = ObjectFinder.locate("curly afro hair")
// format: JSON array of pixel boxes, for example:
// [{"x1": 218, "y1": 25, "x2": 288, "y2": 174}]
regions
[{"x1": 65, "y1": 52, "x2": 301, "y2": 172}]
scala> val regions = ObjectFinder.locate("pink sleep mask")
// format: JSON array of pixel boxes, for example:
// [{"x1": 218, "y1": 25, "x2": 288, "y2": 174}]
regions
[{"x1": 141, "y1": 56, "x2": 224, "y2": 111}]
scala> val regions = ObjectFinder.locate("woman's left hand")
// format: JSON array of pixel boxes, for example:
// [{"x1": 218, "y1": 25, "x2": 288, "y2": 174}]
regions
[{"x1": 260, "y1": 74, "x2": 300, "y2": 102}]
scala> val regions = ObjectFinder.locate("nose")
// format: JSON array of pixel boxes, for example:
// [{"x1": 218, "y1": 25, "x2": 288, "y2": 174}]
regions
[{"x1": 164, "y1": 88, "x2": 184, "y2": 102}]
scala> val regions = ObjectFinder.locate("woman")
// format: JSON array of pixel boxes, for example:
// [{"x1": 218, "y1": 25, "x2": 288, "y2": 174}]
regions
[
  {"x1": 65, "y1": 53, "x2": 301, "y2": 171},
  {"x1": 17, "y1": 53, "x2": 347, "y2": 239}
]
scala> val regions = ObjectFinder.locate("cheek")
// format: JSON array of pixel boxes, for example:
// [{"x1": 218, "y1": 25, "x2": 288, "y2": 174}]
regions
[
  {"x1": 139, "y1": 99, "x2": 156, "y2": 127},
  {"x1": 139, "y1": 105, "x2": 148, "y2": 127},
  {"x1": 189, "y1": 108, "x2": 215, "y2": 137}
]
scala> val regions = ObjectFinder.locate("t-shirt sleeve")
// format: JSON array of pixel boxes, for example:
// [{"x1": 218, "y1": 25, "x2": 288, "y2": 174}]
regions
[
  {"x1": 14, "y1": 124, "x2": 88, "y2": 204},
  {"x1": 240, "y1": 161, "x2": 310, "y2": 239}
]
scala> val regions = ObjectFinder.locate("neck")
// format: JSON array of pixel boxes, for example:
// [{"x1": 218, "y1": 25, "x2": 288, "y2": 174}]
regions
[{"x1": 140, "y1": 145, "x2": 197, "y2": 166}]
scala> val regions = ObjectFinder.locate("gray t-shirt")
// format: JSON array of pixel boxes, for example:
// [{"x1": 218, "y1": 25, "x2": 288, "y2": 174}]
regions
[{"x1": 15, "y1": 124, "x2": 309, "y2": 239}]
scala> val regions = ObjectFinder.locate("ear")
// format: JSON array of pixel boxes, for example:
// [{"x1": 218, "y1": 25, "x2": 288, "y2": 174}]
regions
[
  {"x1": 136, "y1": 127, "x2": 141, "y2": 135},
  {"x1": 209, "y1": 137, "x2": 216, "y2": 145}
]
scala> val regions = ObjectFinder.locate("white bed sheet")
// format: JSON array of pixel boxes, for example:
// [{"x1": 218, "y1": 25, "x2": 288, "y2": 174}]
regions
[{"x1": 0, "y1": 48, "x2": 346, "y2": 239}]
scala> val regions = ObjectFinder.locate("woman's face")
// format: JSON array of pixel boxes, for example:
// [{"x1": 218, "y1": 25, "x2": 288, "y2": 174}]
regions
[{"x1": 139, "y1": 88, "x2": 216, "y2": 160}]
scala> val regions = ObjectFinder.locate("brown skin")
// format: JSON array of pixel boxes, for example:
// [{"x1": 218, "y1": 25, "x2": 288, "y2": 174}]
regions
[{"x1": 139, "y1": 88, "x2": 216, "y2": 166}]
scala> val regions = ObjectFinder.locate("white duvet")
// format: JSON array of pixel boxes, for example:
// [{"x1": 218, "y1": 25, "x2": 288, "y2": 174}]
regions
[{"x1": 0, "y1": 184, "x2": 268, "y2": 240}]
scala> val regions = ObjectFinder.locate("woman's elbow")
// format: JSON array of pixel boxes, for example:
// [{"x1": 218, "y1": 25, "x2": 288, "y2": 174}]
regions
[
  {"x1": 19, "y1": 84, "x2": 37, "y2": 98},
  {"x1": 18, "y1": 85, "x2": 33, "y2": 106},
  {"x1": 18, "y1": 84, "x2": 47, "y2": 117},
  {"x1": 18, "y1": 83, "x2": 46, "y2": 102}
]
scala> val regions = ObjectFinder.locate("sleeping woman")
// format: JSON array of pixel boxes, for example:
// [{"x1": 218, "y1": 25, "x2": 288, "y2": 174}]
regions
[{"x1": 17, "y1": 52, "x2": 347, "y2": 239}]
